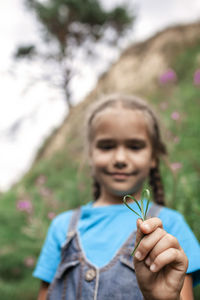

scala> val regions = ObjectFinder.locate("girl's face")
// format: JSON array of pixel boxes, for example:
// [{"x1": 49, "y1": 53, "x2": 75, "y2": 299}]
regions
[{"x1": 89, "y1": 107, "x2": 156, "y2": 202}]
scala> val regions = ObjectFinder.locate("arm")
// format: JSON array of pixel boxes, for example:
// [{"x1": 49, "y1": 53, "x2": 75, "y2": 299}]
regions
[
  {"x1": 134, "y1": 218, "x2": 189, "y2": 300},
  {"x1": 37, "y1": 281, "x2": 50, "y2": 300}
]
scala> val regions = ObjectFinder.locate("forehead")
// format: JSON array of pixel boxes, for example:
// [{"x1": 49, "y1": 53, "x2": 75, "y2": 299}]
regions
[{"x1": 91, "y1": 107, "x2": 150, "y2": 140}]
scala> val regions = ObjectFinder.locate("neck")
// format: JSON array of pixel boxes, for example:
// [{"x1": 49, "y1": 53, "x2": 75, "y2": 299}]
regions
[{"x1": 93, "y1": 188, "x2": 142, "y2": 207}]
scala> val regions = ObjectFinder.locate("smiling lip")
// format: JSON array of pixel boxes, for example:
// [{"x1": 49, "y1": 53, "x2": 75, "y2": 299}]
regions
[{"x1": 104, "y1": 171, "x2": 138, "y2": 179}]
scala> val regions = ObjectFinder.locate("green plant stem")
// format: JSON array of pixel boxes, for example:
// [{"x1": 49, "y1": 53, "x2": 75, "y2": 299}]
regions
[
  {"x1": 123, "y1": 189, "x2": 151, "y2": 256},
  {"x1": 131, "y1": 238, "x2": 142, "y2": 256}
]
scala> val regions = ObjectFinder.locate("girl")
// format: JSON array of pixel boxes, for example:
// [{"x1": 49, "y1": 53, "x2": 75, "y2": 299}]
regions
[{"x1": 33, "y1": 94, "x2": 200, "y2": 300}]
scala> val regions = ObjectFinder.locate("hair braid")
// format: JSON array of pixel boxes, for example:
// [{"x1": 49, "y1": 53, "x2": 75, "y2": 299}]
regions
[
  {"x1": 93, "y1": 178, "x2": 101, "y2": 201},
  {"x1": 149, "y1": 162, "x2": 165, "y2": 205}
]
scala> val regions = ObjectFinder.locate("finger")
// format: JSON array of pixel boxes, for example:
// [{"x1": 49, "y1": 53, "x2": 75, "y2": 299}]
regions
[
  {"x1": 146, "y1": 233, "x2": 180, "y2": 266},
  {"x1": 149, "y1": 248, "x2": 188, "y2": 273},
  {"x1": 134, "y1": 227, "x2": 166, "y2": 261},
  {"x1": 140, "y1": 217, "x2": 163, "y2": 235}
]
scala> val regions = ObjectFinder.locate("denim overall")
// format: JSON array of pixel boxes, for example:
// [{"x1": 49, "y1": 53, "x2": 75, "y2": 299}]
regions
[{"x1": 47, "y1": 204, "x2": 162, "y2": 300}]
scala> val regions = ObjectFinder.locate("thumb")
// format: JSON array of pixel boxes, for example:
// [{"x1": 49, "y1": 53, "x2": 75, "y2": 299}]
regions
[{"x1": 135, "y1": 218, "x2": 144, "y2": 245}]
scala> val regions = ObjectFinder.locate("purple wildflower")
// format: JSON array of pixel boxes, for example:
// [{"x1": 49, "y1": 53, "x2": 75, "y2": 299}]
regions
[
  {"x1": 170, "y1": 162, "x2": 182, "y2": 172},
  {"x1": 16, "y1": 199, "x2": 33, "y2": 214},
  {"x1": 24, "y1": 256, "x2": 35, "y2": 268},
  {"x1": 171, "y1": 111, "x2": 180, "y2": 121},
  {"x1": 159, "y1": 69, "x2": 177, "y2": 85},
  {"x1": 173, "y1": 136, "x2": 180, "y2": 144},
  {"x1": 194, "y1": 69, "x2": 200, "y2": 86},
  {"x1": 47, "y1": 212, "x2": 56, "y2": 220}
]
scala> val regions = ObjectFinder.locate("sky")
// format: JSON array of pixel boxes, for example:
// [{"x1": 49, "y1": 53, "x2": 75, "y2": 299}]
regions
[{"x1": 0, "y1": 0, "x2": 200, "y2": 191}]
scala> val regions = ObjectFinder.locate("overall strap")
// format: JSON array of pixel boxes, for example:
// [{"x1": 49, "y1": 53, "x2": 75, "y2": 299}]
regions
[
  {"x1": 66, "y1": 207, "x2": 81, "y2": 239},
  {"x1": 147, "y1": 203, "x2": 163, "y2": 218}
]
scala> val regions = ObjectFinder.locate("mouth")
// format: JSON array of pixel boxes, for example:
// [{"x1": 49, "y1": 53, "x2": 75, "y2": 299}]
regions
[{"x1": 104, "y1": 170, "x2": 138, "y2": 180}]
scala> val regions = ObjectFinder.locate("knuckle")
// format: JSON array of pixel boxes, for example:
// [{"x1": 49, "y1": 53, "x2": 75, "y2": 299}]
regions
[
  {"x1": 140, "y1": 240, "x2": 149, "y2": 254},
  {"x1": 185, "y1": 254, "x2": 189, "y2": 269},
  {"x1": 170, "y1": 247, "x2": 178, "y2": 257},
  {"x1": 155, "y1": 217, "x2": 163, "y2": 225},
  {"x1": 151, "y1": 217, "x2": 160, "y2": 223},
  {"x1": 157, "y1": 227, "x2": 166, "y2": 236},
  {"x1": 153, "y1": 219, "x2": 163, "y2": 230},
  {"x1": 179, "y1": 249, "x2": 188, "y2": 271},
  {"x1": 165, "y1": 233, "x2": 177, "y2": 245}
]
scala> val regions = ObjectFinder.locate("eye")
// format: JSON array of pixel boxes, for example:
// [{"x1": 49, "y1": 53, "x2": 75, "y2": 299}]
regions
[
  {"x1": 103, "y1": 147, "x2": 113, "y2": 151},
  {"x1": 128, "y1": 146, "x2": 141, "y2": 151},
  {"x1": 129, "y1": 145, "x2": 143, "y2": 150},
  {"x1": 98, "y1": 144, "x2": 114, "y2": 150},
  {"x1": 126, "y1": 141, "x2": 146, "y2": 150},
  {"x1": 96, "y1": 140, "x2": 115, "y2": 150}
]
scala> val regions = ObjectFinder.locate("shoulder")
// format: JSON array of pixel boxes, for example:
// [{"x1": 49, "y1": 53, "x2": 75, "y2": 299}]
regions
[
  {"x1": 158, "y1": 206, "x2": 199, "y2": 243},
  {"x1": 158, "y1": 206, "x2": 186, "y2": 231},
  {"x1": 158, "y1": 206, "x2": 198, "y2": 247},
  {"x1": 51, "y1": 209, "x2": 74, "y2": 229},
  {"x1": 49, "y1": 205, "x2": 89, "y2": 243},
  {"x1": 158, "y1": 205, "x2": 183, "y2": 219},
  {"x1": 46, "y1": 209, "x2": 75, "y2": 246},
  {"x1": 33, "y1": 208, "x2": 78, "y2": 283}
]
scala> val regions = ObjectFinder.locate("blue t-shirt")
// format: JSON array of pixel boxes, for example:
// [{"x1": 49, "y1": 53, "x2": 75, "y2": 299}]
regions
[{"x1": 33, "y1": 201, "x2": 200, "y2": 286}]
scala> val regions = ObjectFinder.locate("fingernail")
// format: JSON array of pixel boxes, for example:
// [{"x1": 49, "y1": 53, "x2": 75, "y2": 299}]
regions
[
  {"x1": 135, "y1": 251, "x2": 142, "y2": 260},
  {"x1": 150, "y1": 263, "x2": 156, "y2": 272},
  {"x1": 145, "y1": 257, "x2": 151, "y2": 266}
]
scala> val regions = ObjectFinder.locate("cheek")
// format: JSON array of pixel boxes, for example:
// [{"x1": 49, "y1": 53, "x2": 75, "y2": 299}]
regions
[
  {"x1": 130, "y1": 150, "x2": 153, "y2": 167},
  {"x1": 91, "y1": 151, "x2": 111, "y2": 169}
]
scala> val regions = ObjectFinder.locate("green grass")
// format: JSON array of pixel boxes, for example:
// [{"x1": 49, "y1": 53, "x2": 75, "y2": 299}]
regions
[
  {"x1": 0, "y1": 41, "x2": 200, "y2": 298},
  {"x1": 0, "y1": 154, "x2": 91, "y2": 299}
]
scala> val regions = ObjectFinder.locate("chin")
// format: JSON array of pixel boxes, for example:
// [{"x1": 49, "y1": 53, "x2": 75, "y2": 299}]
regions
[{"x1": 109, "y1": 183, "x2": 143, "y2": 197}]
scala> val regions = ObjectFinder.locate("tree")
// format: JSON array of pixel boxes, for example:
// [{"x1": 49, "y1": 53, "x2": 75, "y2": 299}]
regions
[{"x1": 14, "y1": 0, "x2": 135, "y2": 109}]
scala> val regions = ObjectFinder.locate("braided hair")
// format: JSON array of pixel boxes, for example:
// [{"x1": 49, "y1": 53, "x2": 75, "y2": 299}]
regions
[
  {"x1": 85, "y1": 94, "x2": 167, "y2": 205},
  {"x1": 149, "y1": 162, "x2": 165, "y2": 205},
  {"x1": 93, "y1": 178, "x2": 101, "y2": 201}
]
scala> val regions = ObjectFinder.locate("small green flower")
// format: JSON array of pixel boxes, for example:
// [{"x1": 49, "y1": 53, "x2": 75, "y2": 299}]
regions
[{"x1": 123, "y1": 188, "x2": 151, "y2": 256}]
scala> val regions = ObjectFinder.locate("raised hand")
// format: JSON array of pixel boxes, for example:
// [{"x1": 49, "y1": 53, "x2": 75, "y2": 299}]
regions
[{"x1": 133, "y1": 218, "x2": 188, "y2": 300}]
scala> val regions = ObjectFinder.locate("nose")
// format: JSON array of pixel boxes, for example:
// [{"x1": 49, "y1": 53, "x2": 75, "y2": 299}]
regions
[{"x1": 113, "y1": 146, "x2": 127, "y2": 169}]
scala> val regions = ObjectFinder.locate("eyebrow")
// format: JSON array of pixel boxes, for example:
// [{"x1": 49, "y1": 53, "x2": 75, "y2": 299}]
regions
[
  {"x1": 96, "y1": 138, "x2": 147, "y2": 144},
  {"x1": 96, "y1": 139, "x2": 115, "y2": 145}
]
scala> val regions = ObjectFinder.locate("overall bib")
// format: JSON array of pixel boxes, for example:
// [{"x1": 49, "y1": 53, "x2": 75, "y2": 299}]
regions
[{"x1": 47, "y1": 204, "x2": 162, "y2": 300}]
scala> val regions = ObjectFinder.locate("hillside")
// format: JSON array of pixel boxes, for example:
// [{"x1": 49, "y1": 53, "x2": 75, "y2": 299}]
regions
[
  {"x1": 34, "y1": 21, "x2": 200, "y2": 163},
  {"x1": 0, "y1": 21, "x2": 200, "y2": 299}
]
